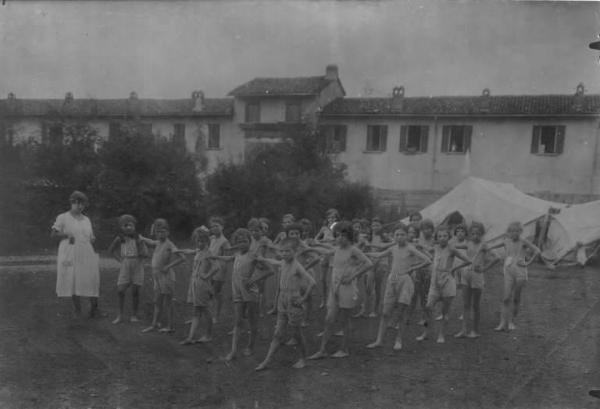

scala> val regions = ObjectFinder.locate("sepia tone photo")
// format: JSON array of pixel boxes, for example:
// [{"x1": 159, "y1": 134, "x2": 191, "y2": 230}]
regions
[{"x1": 1, "y1": 1, "x2": 600, "y2": 408}]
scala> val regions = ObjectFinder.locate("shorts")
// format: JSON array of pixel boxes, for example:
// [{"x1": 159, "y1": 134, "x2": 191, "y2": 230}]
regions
[
  {"x1": 232, "y1": 280, "x2": 259, "y2": 303},
  {"x1": 383, "y1": 274, "x2": 414, "y2": 314},
  {"x1": 427, "y1": 274, "x2": 456, "y2": 305},
  {"x1": 187, "y1": 277, "x2": 213, "y2": 307},
  {"x1": 503, "y1": 265, "x2": 527, "y2": 299},
  {"x1": 327, "y1": 281, "x2": 358, "y2": 310},
  {"x1": 152, "y1": 269, "x2": 175, "y2": 298},
  {"x1": 118, "y1": 257, "x2": 144, "y2": 286},
  {"x1": 455, "y1": 268, "x2": 466, "y2": 288},
  {"x1": 273, "y1": 307, "x2": 304, "y2": 338},
  {"x1": 460, "y1": 268, "x2": 484, "y2": 290}
]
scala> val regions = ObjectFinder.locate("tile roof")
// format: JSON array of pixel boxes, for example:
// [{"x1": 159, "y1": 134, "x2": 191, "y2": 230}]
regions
[
  {"x1": 0, "y1": 98, "x2": 233, "y2": 117},
  {"x1": 228, "y1": 76, "x2": 336, "y2": 96},
  {"x1": 321, "y1": 95, "x2": 600, "y2": 117}
]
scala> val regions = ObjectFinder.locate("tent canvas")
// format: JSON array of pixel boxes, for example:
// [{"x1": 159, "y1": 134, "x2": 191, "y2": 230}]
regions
[
  {"x1": 401, "y1": 177, "x2": 565, "y2": 244},
  {"x1": 541, "y1": 200, "x2": 600, "y2": 265}
]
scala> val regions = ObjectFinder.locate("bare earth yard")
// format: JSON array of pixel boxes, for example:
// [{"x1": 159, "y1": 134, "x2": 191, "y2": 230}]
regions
[{"x1": 1, "y1": 257, "x2": 600, "y2": 409}]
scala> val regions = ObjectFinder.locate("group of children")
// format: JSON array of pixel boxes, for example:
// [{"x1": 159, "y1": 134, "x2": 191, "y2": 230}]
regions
[{"x1": 106, "y1": 208, "x2": 542, "y2": 371}]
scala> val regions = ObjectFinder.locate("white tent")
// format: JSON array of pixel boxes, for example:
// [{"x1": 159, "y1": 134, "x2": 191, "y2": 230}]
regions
[
  {"x1": 401, "y1": 177, "x2": 565, "y2": 244},
  {"x1": 541, "y1": 200, "x2": 600, "y2": 265}
]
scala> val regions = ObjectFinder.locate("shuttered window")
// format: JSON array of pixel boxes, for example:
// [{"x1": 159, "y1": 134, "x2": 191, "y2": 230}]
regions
[
  {"x1": 366, "y1": 125, "x2": 388, "y2": 152},
  {"x1": 245, "y1": 102, "x2": 261, "y2": 123},
  {"x1": 208, "y1": 124, "x2": 221, "y2": 149},
  {"x1": 399, "y1": 125, "x2": 429, "y2": 153},
  {"x1": 319, "y1": 125, "x2": 347, "y2": 153},
  {"x1": 531, "y1": 125, "x2": 565, "y2": 155},
  {"x1": 173, "y1": 123, "x2": 186, "y2": 148},
  {"x1": 441, "y1": 125, "x2": 472, "y2": 154}
]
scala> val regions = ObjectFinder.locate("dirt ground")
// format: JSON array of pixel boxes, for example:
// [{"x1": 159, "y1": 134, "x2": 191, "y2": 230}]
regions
[{"x1": 2, "y1": 257, "x2": 600, "y2": 409}]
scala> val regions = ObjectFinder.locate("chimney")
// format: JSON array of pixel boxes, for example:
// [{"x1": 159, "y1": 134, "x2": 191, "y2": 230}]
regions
[
  {"x1": 64, "y1": 92, "x2": 74, "y2": 103},
  {"x1": 7, "y1": 92, "x2": 15, "y2": 101},
  {"x1": 192, "y1": 90, "x2": 205, "y2": 112},
  {"x1": 573, "y1": 82, "x2": 585, "y2": 111},
  {"x1": 6, "y1": 92, "x2": 18, "y2": 115},
  {"x1": 325, "y1": 64, "x2": 338, "y2": 81},
  {"x1": 128, "y1": 91, "x2": 140, "y2": 118},
  {"x1": 480, "y1": 88, "x2": 491, "y2": 113},
  {"x1": 391, "y1": 86, "x2": 404, "y2": 111}
]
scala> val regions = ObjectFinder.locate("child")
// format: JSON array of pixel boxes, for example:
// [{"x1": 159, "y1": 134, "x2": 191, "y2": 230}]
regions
[
  {"x1": 416, "y1": 225, "x2": 471, "y2": 343},
  {"x1": 299, "y1": 218, "x2": 314, "y2": 242},
  {"x1": 141, "y1": 219, "x2": 186, "y2": 333},
  {"x1": 365, "y1": 225, "x2": 431, "y2": 351},
  {"x1": 108, "y1": 214, "x2": 148, "y2": 324},
  {"x1": 176, "y1": 227, "x2": 217, "y2": 344},
  {"x1": 489, "y1": 221, "x2": 541, "y2": 331},
  {"x1": 315, "y1": 208, "x2": 340, "y2": 309},
  {"x1": 308, "y1": 221, "x2": 373, "y2": 359},
  {"x1": 208, "y1": 216, "x2": 231, "y2": 323},
  {"x1": 410, "y1": 219, "x2": 435, "y2": 325},
  {"x1": 408, "y1": 211, "x2": 423, "y2": 230},
  {"x1": 210, "y1": 228, "x2": 270, "y2": 361},
  {"x1": 363, "y1": 217, "x2": 392, "y2": 318},
  {"x1": 248, "y1": 218, "x2": 274, "y2": 317},
  {"x1": 255, "y1": 237, "x2": 316, "y2": 371},
  {"x1": 451, "y1": 224, "x2": 468, "y2": 320},
  {"x1": 273, "y1": 214, "x2": 295, "y2": 246},
  {"x1": 454, "y1": 222, "x2": 498, "y2": 338}
]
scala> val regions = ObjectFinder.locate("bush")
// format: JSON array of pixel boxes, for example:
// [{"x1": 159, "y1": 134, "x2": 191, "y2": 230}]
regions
[{"x1": 205, "y1": 130, "x2": 375, "y2": 235}]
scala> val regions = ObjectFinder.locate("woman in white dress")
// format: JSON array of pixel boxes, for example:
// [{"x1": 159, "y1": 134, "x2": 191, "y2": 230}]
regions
[{"x1": 51, "y1": 191, "x2": 101, "y2": 317}]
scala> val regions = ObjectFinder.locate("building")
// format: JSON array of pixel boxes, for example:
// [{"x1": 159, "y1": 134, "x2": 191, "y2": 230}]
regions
[{"x1": 1, "y1": 65, "x2": 599, "y2": 213}]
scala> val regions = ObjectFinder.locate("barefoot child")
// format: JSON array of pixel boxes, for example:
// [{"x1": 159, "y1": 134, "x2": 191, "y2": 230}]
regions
[
  {"x1": 108, "y1": 214, "x2": 149, "y2": 324},
  {"x1": 273, "y1": 214, "x2": 295, "y2": 246},
  {"x1": 208, "y1": 216, "x2": 230, "y2": 323},
  {"x1": 489, "y1": 221, "x2": 541, "y2": 331},
  {"x1": 363, "y1": 217, "x2": 392, "y2": 318},
  {"x1": 176, "y1": 227, "x2": 217, "y2": 344},
  {"x1": 417, "y1": 225, "x2": 471, "y2": 344},
  {"x1": 308, "y1": 221, "x2": 373, "y2": 359},
  {"x1": 410, "y1": 219, "x2": 435, "y2": 325},
  {"x1": 315, "y1": 208, "x2": 339, "y2": 309},
  {"x1": 454, "y1": 222, "x2": 498, "y2": 338},
  {"x1": 255, "y1": 237, "x2": 316, "y2": 371},
  {"x1": 248, "y1": 218, "x2": 274, "y2": 317},
  {"x1": 365, "y1": 225, "x2": 431, "y2": 351},
  {"x1": 450, "y1": 224, "x2": 468, "y2": 320},
  {"x1": 210, "y1": 228, "x2": 270, "y2": 361},
  {"x1": 141, "y1": 219, "x2": 186, "y2": 333}
]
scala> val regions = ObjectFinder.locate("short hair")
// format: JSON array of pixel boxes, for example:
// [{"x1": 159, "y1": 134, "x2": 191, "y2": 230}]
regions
[
  {"x1": 507, "y1": 221, "x2": 523, "y2": 233},
  {"x1": 191, "y1": 226, "x2": 210, "y2": 243},
  {"x1": 454, "y1": 223, "x2": 467, "y2": 235},
  {"x1": 394, "y1": 223, "x2": 408, "y2": 234},
  {"x1": 247, "y1": 218, "x2": 261, "y2": 230},
  {"x1": 421, "y1": 219, "x2": 434, "y2": 230},
  {"x1": 232, "y1": 228, "x2": 252, "y2": 244},
  {"x1": 209, "y1": 216, "x2": 224, "y2": 227},
  {"x1": 259, "y1": 217, "x2": 270, "y2": 233},
  {"x1": 280, "y1": 237, "x2": 300, "y2": 251},
  {"x1": 409, "y1": 211, "x2": 423, "y2": 222},
  {"x1": 285, "y1": 222, "x2": 302, "y2": 233},
  {"x1": 69, "y1": 190, "x2": 89, "y2": 205},
  {"x1": 469, "y1": 221, "x2": 485, "y2": 235},
  {"x1": 282, "y1": 213, "x2": 295, "y2": 222},
  {"x1": 151, "y1": 218, "x2": 169, "y2": 234},
  {"x1": 118, "y1": 214, "x2": 137, "y2": 229},
  {"x1": 333, "y1": 221, "x2": 354, "y2": 242},
  {"x1": 326, "y1": 208, "x2": 340, "y2": 219},
  {"x1": 407, "y1": 224, "x2": 420, "y2": 237},
  {"x1": 435, "y1": 225, "x2": 451, "y2": 239}
]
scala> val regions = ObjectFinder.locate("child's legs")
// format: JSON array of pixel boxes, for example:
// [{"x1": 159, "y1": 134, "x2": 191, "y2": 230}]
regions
[
  {"x1": 187, "y1": 306, "x2": 202, "y2": 339},
  {"x1": 471, "y1": 288, "x2": 482, "y2": 333},
  {"x1": 394, "y1": 304, "x2": 409, "y2": 343},
  {"x1": 117, "y1": 283, "x2": 129, "y2": 314},
  {"x1": 339, "y1": 308, "x2": 351, "y2": 351},
  {"x1": 72, "y1": 295, "x2": 82, "y2": 313},
  {"x1": 201, "y1": 306, "x2": 213, "y2": 337},
  {"x1": 153, "y1": 294, "x2": 164, "y2": 325},
  {"x1": 212, "y1": 280, "x2": 225, "y2": 317},
  {"x1": 303, "y1": 293, "x2": 312, "y2": 323},
  {"x1": 245, "y1": 302, "x2": 259, "y2": 349},
  {"x1": 512, "y1": 280, "x2": 526, "y2": 318},
  {"x1": 230, "y1": 302, "x2": 245, "y2": 354},
  {"x1": 131, "y1": 285, "x2": 140, "y2": 315},
  {"x1": 292, "y1": 325, "x2": 307, "y2": 357},
  {"x1": 164, "y1": 294, "x2": 173, "y2": 328},
  {"x1": 320, "y1": 303, "x2": 339, "y2": 350},
  {"x1": 461, "y1": 286, "x2": 472, "y2": 331}
]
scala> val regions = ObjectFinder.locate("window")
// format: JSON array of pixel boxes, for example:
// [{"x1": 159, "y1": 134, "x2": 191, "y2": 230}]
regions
[
  {"x1": 48, "y1": 124, "x2": 63, "y2": 146},
  {"x1": 441, "y1": 125, "x2": 472, "y2": 154},
  {"x1": 285, "y1": 102, "x2": 301, "y2": 122},
  {"x1": 108, "y1": 123, "x2": 121, "y2": 141},
  {"x1": 399, "y1": 125, "x2": 429, "y2": 153},
  {"x1": 320, "y1": 125, "x2": 347, "y2": 153},
  {"x1": 173, "y1": 123, "x2": 186, "y2": 148},
  {"x1": 366, "y1": 125, "x2": 388, "y2": 152},
  {"x1": 208, "y1": 124, "x2": 220, "y2": 149},
  {"x1": 245, "y1": 102, "x2": 260, "y2": 123},
  {"x1": 531, "y1": 125, "x2": 565, "y2": 155}
]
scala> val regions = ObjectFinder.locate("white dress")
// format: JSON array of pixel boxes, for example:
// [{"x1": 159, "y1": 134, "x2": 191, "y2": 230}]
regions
[{"x1": 53, "y1": 212, "x2": 100, "y2": 297}]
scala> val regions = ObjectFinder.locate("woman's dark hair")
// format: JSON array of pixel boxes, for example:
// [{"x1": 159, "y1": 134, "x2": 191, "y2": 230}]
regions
[{"x1": 69, "y1": 190, "x2": 88, "y2": 205}]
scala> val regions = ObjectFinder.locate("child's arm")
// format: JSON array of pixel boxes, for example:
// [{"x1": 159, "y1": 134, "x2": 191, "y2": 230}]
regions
[
  {"x1": 450, "y1": 247, "x2": 472, "y2": 273},
  {"x1": 139, "y1": 235, "x2": 159, "y2": 247},
  {"x1": 478, "y1": 249, "x2": 500, "y2": 273},
  {"x1": 255, "y1": 255, "x2": 283, "y2": 267},
  {"x1": 520, "y1": 239, "x2": 542, "y2": 266},
  {"x1": 173, "y1": 248, "x2": 198, "y2": 255},
  {"x1": 295, "y1": 264, "x2": 317, "y2": 305},
  {"x1": 162, "y1": 247, "x2": 187, "y2": 272},
  {"x1": 208, "y1": 254, "x2": 235, "y2": 262},
  {"x1": 107, "y1": 236, "x2": 123, "y2": 262},
  {"x1": 364, "y1": 247, "x2": 393, "y2": 259},
  {"x1": 366, "y1": 241, "x2": 395, "y2": 252},
  {"x1": 343, "y1": 247, "x2": 374, "y2": 283}
]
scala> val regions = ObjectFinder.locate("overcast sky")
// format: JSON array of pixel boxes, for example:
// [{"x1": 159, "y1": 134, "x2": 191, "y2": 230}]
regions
[{"x1": 0, "y1": 1, "x2": 599, "y2": 99}]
